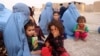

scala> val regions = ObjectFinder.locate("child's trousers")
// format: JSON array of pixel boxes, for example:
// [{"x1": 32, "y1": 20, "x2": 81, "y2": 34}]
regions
[{"x1": 75, "y1": 31, "x2": 87, "y2": 40}]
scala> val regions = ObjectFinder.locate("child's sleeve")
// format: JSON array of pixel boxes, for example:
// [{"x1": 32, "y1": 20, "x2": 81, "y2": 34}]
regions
[
  {"x1": 85, "y1": 26, "x2": 89, "y2": 32},
  {"x1": 73, "y1": 25, "x2": 77, "y2": 32}
]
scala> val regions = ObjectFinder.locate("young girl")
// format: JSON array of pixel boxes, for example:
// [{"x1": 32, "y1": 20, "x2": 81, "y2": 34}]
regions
[
  {"x1": 44, "y1": 21, "x2": 69, "y2": 56},
  {"x1": 74, "y1": 16, "x2": 89, "y2": 41},
  {"x1": 51, "y1": 11, "x2": 67, "y2": 39},
  {"x1": 24, "y1": 20, "x2": 44, "y2": 55},
  {"x1": 51, "y1": 11, "x2": 63, "y2": 24}
]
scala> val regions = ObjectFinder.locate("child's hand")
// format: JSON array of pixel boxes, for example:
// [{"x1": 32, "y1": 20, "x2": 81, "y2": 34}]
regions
[
  {"x1": 76, "y1": 29, "x2": 82, "y2": 32},
  {"x1": 80, "y1": 30, "x2": 85, "y2": 33},
  {"x1": 76, "y1": 29, "x2": 85, "y2": 33},
  {"x1": 33, "y1": 40, "x2": 38, "y2": 48},
  {"x1": 53, "y1": 30, "x2": 60, "y2": 38},
  {"x1": 45, "y1": 41, "x2": 50, "y2": 47},
  {"x1": 33, "y1": 31, "x2": 38, "y2": 37}
]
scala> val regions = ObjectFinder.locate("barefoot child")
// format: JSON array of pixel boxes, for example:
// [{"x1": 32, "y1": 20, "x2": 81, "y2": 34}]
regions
[{"x1": 74, "y1": 16, "x2": 89, "y2": 41}]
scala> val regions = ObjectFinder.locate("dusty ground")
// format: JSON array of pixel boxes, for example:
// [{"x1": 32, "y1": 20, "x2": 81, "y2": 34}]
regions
[{"x1": 34, "y1": 11, "x2": 100, "y2": 56}]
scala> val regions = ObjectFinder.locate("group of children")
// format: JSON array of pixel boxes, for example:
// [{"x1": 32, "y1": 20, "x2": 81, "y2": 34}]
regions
[
  {"x1": 25, "y1": 6, "x2": 89, "y2": 56},
  {"x1": 0, "y1": 2, "x2": 89, "y2": 56}
]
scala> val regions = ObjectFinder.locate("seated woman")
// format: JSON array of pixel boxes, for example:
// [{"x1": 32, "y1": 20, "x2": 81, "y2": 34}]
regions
[{"x1": 24, "y1": 20, "x2": 44, "y2": 55}]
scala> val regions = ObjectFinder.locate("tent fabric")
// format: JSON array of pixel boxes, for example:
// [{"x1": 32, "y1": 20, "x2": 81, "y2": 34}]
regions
[
  {"x1": 39, "y1": 2, "x2": 53, "y2": 35},
  {"x1": 62, "y1": 3, "x2": 80, "y2": 37},
  {"x1": 3, "y1": 3, "x2": 31, "y2": 56},
  {"x1": 0, "y1": 3, "x2": 12, "y2": 31}
]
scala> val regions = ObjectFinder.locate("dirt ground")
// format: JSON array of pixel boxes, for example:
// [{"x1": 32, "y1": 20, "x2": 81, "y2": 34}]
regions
[{"x1": 34, "y1": 11, "x2": 100, "y2": 56}]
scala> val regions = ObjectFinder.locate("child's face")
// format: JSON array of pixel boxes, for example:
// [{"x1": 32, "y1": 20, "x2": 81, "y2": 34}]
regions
[
  {"x1": 78, "y1": 19, "x2": 85, "y2": 26},
  {"x1": 50, "y1": 25, "x2": 60, "y2": 37},
  {"x1": 26, "y1": 26, "x2": 35, "y2": 37},
  {"x1": 45, "y1": 41, "x2": 50, "y2": 47},
  {"x1": 53, "y1": 13, "x2": 60, "y2": 20}
]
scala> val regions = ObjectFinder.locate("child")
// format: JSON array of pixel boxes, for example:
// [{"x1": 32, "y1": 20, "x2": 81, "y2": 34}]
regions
[
  {"x1": 74, "y1": 16, "x2": 89, "y2": 41},
  {"x1": 45, "y1": 21, "x2": 70, "y2": 56},
  {"x1": 51, "y1": 11, "x2": 67, "y2": 39},
  {"x1": 24, "y1": 20, "x2": 44, "y2": 54},
  {"x1": 41, "y1": 40, "x2": 52, "y2": 56},
  {"x1": 51, "y1": 11, "x2": 63, "y2": 24}
]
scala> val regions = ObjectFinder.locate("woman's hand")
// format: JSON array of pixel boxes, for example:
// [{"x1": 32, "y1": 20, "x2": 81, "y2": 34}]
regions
[{"x1": 29, "y1": 16, "x2": 35, "y2": 23}]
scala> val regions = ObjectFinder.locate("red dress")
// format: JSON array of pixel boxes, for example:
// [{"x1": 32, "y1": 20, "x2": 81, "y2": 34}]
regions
[{"x1": 41, "y1": 47, "x2": 52, "y2": 56}]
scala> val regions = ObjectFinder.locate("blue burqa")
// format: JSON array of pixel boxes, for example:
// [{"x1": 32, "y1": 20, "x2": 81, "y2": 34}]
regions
[
  {"x1": 68, "y1": 3, "x2": 80, "y2": 21},
  {"x1": 62, "y1": 3, "x2": 80, "y2": 37},
  {"x1": 0, "y1": 3, "x2": 12, "y2": 31},
  {"x1": 3, "y1": 3, "x2": 31, "y2": 56},
  {"x1": 39, "y1": 2, "x2": 53, "y2": 35}
]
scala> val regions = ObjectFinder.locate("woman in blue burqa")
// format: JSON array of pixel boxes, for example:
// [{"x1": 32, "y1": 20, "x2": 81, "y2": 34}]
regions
[
  {"x1": 61, "y1": 3, "x2": 80, "y2": 37},
  {"x1": 39, "y1": 2, "x2": 53, "y2": 35},
  {"x1": 3, "y1": 3, "x2": 31, "y2": 56},
  {"x1": 0, "y1": 3, "x2": 12, "y2": 31},
  {"x1": 0, "y1": 3, "x2": 11, "y2": 56}
]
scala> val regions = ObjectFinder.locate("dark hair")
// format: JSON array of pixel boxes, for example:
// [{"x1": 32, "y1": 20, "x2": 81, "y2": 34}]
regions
[
  {"x1": 29, "y1": 7, "x2": 34, "y2": 16},
  {"x1": 53, "y1": 11, "x2": 60, "y2": 15},
  {"x1": 48, "y1": 21, "x2": 64, "y2": 35},
  {"x1": 68, "y1": 3, "x2": 71, "y2": 5},
  {"x1": 60, "y1": 3, "x2": 63, "y2": 6},
  {"x1": 24, "y1": 20, "x2": 35, "y2": 30},
  {"x1": 77, "y1": 16, "x2": 86, "y2": 23}
]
